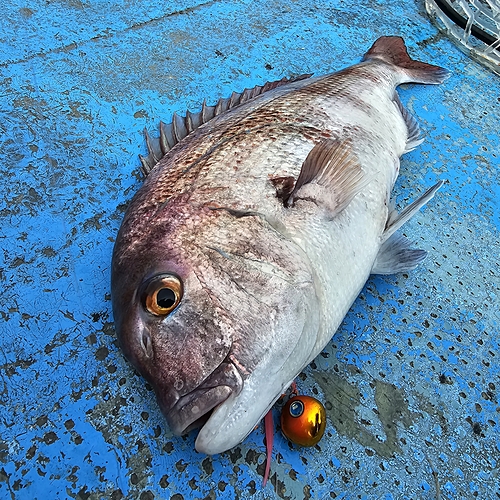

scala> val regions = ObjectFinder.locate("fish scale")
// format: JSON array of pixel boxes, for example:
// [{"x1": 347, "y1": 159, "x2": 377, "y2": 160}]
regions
[{"x1": 111, "y1": 36, "x2": 449, "y2": 454}]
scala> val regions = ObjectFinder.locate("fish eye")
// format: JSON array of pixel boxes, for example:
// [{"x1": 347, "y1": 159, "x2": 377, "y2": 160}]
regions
[{"x1": 142, "y1": 274, "x2": 183, "y2": 316}]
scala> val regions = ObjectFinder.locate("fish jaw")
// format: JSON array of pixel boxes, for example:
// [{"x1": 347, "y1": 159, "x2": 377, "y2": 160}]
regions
[
  {"x1": 160, "y1": 360, "x2": 244, "y2": 436},
  {"x1": 194, "y1": 301, "x2": 321, "y2": 455},
  {"x1": 194, "y1": 363, "x2": 296, "y2": 454},
  {"x1": 194, "y1": 380, "x2": 277, "y2": 455}
]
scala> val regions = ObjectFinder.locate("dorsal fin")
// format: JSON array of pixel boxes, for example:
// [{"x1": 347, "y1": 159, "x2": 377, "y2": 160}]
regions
[
  {"x1": 139, "y1": 74, "x2": 313, "y2": 177},
  {"x1": 392, "y1": 92, "x2": 424, "y2": 153}
]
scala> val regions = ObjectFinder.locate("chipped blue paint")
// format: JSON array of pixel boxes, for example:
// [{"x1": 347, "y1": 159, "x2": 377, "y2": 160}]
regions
[{"x1": 1, "y1": 0, "x2": 499, "y2": 498}]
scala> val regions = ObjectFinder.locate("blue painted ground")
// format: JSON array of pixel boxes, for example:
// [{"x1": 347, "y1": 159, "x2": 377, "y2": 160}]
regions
[{"x1": 1, "y1": 0, "x2": 499, "y2": 498}]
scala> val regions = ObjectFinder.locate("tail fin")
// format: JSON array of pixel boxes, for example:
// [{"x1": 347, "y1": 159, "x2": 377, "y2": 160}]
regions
[{"x1": 363, "y1": 36, "x2": 451, "y2": 84}]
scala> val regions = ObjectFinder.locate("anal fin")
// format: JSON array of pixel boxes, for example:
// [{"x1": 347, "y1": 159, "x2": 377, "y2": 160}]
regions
[
  {"x1": 373, "y1": 180, "x2": 444, "y2": 274},
  {"x1": 372, "y1": 232, "x2": 427, "y2": 275},
  {"x1": 278, "y1": 139, "x2": 368, "y2": 218}
]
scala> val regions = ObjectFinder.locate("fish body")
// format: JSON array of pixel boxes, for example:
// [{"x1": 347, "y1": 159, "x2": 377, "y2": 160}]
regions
[{"x1": 111, "y1": 37, "x2": 448, "y2": 454}]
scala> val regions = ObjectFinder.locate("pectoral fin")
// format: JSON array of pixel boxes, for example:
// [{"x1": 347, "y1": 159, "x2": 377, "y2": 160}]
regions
[{"x1": 274, "y1": 139, "x2": 368, "y2": 217}]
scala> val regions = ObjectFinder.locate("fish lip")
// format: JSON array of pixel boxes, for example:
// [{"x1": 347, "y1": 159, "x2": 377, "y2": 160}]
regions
[
  {"x1": 167, "y1": 386, "x2": 233, "y2": 436},
  {"x1": 164, "y1": 360, "x2": 244, "y2": 436}
]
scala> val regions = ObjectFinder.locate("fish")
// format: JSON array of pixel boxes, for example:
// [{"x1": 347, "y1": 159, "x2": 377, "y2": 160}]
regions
[{"x1": 111, "y1": 36, "x2": 449, "y2": 455}]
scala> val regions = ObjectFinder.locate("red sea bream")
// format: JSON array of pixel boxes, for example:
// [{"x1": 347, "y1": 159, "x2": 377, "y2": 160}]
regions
[{"x1": 111, "y1": 36, "x2": 449, "y2": 454}]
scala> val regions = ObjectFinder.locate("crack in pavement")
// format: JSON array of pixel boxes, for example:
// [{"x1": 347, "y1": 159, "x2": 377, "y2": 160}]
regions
[{"x1": 0, "y1": 0, "x2": 220, "y2": 69}]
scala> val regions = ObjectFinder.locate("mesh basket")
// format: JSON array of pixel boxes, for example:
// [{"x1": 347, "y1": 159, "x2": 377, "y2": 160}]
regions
[{"x1": 425, "y1": 0, "x2": 500, "y2": 74}]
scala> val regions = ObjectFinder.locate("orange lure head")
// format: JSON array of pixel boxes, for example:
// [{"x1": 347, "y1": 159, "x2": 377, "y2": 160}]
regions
[{"x1": 280, "y1": 395, "x2": 326, "y2": 447}]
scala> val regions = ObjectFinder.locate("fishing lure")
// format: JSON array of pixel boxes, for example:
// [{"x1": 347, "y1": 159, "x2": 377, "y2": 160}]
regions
[
  {"x1": 262, "y1": 388, "x2": 326, "y2": 486},
  {"x1": 281, "y1": 395, "x2": 326, "y2": 447}
]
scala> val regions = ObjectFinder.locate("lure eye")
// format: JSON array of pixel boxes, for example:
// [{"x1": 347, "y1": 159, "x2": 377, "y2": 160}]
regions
[
  {"x1": 142, "y1": 274, "x2": 183, "y2": 316},
  {"x1": 281, "y1": 395, "x2": 326, "y2": 447},
  {"x1": 289, "y1": 400, "x2": 304, "y2": 417}
]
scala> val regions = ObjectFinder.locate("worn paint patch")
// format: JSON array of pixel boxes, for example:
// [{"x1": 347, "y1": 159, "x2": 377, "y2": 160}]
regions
[{"x1": 314, "y1": 370, "x2": 418, "y2": 458}]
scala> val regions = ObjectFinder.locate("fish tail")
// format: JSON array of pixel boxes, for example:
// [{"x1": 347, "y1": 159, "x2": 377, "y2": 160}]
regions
[{"x1": 363, "y1": 36, "x2": 450, "y2": 84}]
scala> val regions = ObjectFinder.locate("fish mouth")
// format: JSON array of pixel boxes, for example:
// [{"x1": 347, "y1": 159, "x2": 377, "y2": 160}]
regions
[{"x1": 164, "y1": 361, "x2": 244, "y2": 436}]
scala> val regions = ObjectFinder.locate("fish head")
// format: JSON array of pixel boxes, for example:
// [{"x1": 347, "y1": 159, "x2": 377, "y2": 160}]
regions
[{"x1": 111, "y1": 199, "x2": 318, "y2": 453}]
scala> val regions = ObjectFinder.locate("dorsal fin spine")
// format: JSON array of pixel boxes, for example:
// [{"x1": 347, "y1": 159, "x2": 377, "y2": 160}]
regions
[
  {"x1": 139, "y1": 74, "x2": 312, "y2": 177},
  {"x1": 201, "y1": 99, "x2": 208, "y2": 122},
  {"x1": 159, "y1": 121, "x2": 168, "y2": 154},
  {"x1": 144, "y1": 129, "x2": 159, "y2": 163},
  {"x1": 186, "y1": 110, "x2": 194, "y2": 134},
  {"x1": 171, "y1": 112, "x2": 181, "y2": 143},
  {"x1": 214, "y1": 98, "x2": 223, "y2": 115},
  {"x1": 229, "y1": 91, "x2": 239, "y2": 108}
]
